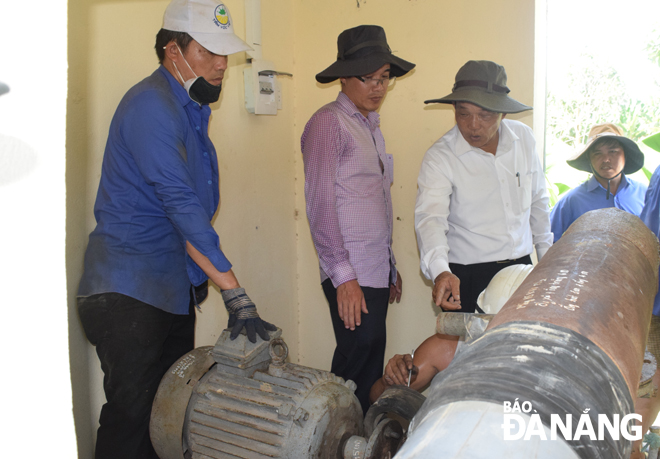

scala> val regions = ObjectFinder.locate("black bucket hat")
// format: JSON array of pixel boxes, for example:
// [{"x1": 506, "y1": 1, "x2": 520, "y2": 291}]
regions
[
  {"x1": 424, "y1": 60, "x2": 531, "y2": 114},
  {"x1": 567, "y1": 123, "x2": 644, "y2": 175},
  {"x1": 315, "y1": 25, "x2": 415, "y2": 84}
]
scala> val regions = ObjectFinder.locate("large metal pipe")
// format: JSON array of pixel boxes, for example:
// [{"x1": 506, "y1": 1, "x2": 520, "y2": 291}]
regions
[
  {"x1": 489, "y1": 207, "x2": 659, "y2": 395},
  {"x1": 395, "y1": 209, "x2": 659, "y2": 459}
]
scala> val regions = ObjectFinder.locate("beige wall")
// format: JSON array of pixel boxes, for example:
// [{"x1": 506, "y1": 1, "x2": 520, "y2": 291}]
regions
[
  {"x1": 65, "y1": 0, "x2": 536, "y2": 455},
  {"x1": 293, "y1": 0, "x2": 535, "y2": 369}
]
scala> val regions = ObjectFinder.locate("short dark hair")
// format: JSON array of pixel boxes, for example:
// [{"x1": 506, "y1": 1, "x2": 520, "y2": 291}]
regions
[
  {"x1": 155, "y1": 29, "x2": 194, "y2": 64},
  {"x1": 588, "y1": 137, "x2": 623, "y2": 157}
]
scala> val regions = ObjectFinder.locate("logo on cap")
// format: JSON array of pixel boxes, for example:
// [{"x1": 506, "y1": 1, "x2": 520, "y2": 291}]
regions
[{"x1": 214, "y1": 4, "x2": 230, "y2": 29}]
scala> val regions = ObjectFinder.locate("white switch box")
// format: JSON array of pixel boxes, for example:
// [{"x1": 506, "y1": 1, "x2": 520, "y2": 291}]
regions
[{"x1": 243, "y1": 58, "x2": 278, "y2": 115}]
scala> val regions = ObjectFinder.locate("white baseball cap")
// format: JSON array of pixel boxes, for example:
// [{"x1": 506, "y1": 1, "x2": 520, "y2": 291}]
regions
[{"x1": 163, "y1": 0, "x2": 252, "y2": 55}]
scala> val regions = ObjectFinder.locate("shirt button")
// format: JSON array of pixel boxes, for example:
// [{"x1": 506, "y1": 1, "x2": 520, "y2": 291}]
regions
[
  {"x1": 207, "y1": 180, "x2": 212, "y2": 185},
  {"x1": 203, "y1": 152, "x2": 208, "y2": 157},
  {"x1": 196, "y1": 126, "x2": 200, "y2": 131}
]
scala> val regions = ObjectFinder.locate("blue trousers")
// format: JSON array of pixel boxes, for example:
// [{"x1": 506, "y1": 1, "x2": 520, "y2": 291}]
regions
[
  {"x1": 78, "y1": 293, "x2": 195, "y2": 459},
  {"x1": 322, "y1": 279, "x2": 389, "y2": 416}
]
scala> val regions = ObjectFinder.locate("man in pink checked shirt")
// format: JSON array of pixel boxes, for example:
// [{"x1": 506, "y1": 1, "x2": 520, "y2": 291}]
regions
[{"x1": 301, "y1": 25, "x2": 414, "y2": 414}]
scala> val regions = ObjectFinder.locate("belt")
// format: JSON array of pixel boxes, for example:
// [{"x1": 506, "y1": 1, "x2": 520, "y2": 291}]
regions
[{"x1": 496, "y1": 255, "x2": 530, "y2": 264}]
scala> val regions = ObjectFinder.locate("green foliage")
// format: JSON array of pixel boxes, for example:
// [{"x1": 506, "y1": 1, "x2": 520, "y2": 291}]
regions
[
  {"x1": 546, "y1": 50, "x2": 660, "y2": 208},
  {"x1": 546, "y1": 175, "x2": 560, "y2": 207},
  {"x1": 547, "y1": 55, "x2": 660, "y2": 148},
  {"x1": 555, "y1": 183, "x2": 571, "y2": 195},
  {"x1": 642, "y1": 432, "x2": 660, "y2": 452},
  {"x1": 547, "y1": 56, "x2": 627, "y2": 148},
  {"x1": 619, "y1": 99, "x2": 660, "y2": 141},
  {"x1": 646, "y1": 28, "x2": 660, "y2": 67}
]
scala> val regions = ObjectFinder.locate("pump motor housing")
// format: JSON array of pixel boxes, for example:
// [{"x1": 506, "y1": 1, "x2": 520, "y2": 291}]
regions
[{"x1": 150, "y1": 329, "x2": 366, "y2": 459}]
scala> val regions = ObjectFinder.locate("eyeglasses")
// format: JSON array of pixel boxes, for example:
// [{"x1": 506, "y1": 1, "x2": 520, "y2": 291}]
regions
[{"x1": 355, "y1": 75, "x2": 396, "y2": 88}]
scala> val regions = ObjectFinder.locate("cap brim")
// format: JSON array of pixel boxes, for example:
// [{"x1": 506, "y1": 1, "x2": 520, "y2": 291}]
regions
[
  {"x1": 189, "y1": 30, "x2": 252, "y2": 55},
  {"x1": 567, "y1": 135, "x2": 644, "y2": 174},
  {"x1": 315, "y1": 52, "x2": 415, "y2": 84},
  {"x1": 424, "y1": 87, "x2": 531, "y2": 114},
  {"x1": 643, "y1": 132, "x2": 660, "y2": 153}
]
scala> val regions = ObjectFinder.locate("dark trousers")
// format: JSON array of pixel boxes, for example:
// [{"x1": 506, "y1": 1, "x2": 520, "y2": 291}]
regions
[
  {"x1": 78, "y1": 293, "x2": 196, "y2": 459},
  {"x1": 322, "y1": 279, "x2": 389, "y2": 415},
  {"x1": 449, "y1": 256, "x2": 532, "y2": 313}
]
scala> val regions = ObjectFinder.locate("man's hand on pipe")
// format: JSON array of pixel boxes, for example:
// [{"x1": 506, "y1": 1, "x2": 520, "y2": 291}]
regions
[{"x1": 433, "y1": 271, "x2": 461, "y2": 311}]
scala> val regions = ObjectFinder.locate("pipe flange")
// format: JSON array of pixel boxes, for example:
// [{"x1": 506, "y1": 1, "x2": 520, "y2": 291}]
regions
[
  {"x1": 364, "y1": 385, "x2": 426, "y2": 436},
  {"x1": 365, "y1": 416, "x2": 404, "y2": 459}
]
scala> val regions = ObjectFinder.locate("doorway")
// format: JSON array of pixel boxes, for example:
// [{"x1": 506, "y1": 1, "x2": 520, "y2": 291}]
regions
[{"x1": 539, "y1": 0, "x2": 660, "y2": 205}]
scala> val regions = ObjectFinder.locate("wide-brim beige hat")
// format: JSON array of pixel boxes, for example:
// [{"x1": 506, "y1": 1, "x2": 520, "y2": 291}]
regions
[
  {"x1": 163, "y1": 0, "x2": 252, "y2": 56},
  {"x1": 567, "y1": 123, "x2": 644, "y2": 174},
  {"x1": 424, "y1": 60, "x2": 531, "y2": 114}
]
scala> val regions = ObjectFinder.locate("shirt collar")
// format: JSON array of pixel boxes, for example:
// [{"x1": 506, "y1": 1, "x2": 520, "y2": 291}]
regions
[
  {"x1": 336, "y1": 91, "x2": 380, "y2": 130},
  {"x1": 587, "y1": 173, "x2": 628, "y2": 192},
  {"x1": 453, "y1": 119, "x2": 518, "y2": 157},
  {"x1": 158, "y1": 66, "x2": 202, "y2": 110}
]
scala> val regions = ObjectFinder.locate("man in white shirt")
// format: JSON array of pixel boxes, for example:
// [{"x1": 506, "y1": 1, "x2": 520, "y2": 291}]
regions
[{"x1": 415, "y1": 60, "x2": 552, "y2": 313}]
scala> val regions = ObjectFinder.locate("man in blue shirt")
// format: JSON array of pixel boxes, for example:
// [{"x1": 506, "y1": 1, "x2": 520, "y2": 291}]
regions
[
  {"x1": 550, "y1": 123, "x2": 646, "y2": 242},
  {"x1": 77, "y1": 1, "x2": 275, "y2": 458},
  {"x1": 638, "y1": 131, "x2": 660, "y2": 456}
]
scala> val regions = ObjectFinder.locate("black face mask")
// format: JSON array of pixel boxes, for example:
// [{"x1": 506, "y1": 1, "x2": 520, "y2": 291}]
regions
[
  {"x1": 185, "y1": 77, "x2": 222, "y2": 105},
  {"x1": 172, "y1": 43, "x2": 222, "y2": 105}
]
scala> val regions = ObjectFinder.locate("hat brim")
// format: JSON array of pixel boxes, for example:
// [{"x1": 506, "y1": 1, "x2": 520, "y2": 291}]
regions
[
  {"x1": 315, "y1": 52, "x2": 415, "y2": 84},
  {"x1": 643, "y1": 132, "x2": 660, "y2": 153},
  {"x1": 424, "y1": 87, "x2": 531, "y2": 114},
  {"x1": 189, "y1": 30, "x2": 252, "y2": 55},
  {"x1": 567, "y1": 135, "x2": 644, "y2": 174}
]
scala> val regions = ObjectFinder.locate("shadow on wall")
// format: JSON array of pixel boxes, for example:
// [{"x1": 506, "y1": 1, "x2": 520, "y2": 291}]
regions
[{"x1": 67, "y1": 0, "x2": 95, "y2": 457}]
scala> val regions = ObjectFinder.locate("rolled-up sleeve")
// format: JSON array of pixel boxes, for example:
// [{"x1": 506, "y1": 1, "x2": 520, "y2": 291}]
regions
[
  {"x1": 121, "y1": 92, "x2": 232, "y2": 278},
  {"x1": 415, "y1": 149, "x2": 453, "y2": 281}
]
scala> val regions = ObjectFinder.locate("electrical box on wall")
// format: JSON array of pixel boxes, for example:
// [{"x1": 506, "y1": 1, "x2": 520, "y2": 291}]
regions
[
  {"x1": 244, "y1": 59, "x2": 290, "y2": 115},
  {"x1": 242, "y1": 0, "x2": 291, "y2": 115}
]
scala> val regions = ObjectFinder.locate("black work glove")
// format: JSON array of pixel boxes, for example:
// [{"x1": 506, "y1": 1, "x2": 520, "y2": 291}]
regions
[{"x1": 221, "y1": 288, "x2": 277, "y2": 343}]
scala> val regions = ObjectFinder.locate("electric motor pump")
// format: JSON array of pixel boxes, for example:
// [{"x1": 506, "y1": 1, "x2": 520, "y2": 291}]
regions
[{"x1": 150, "y1": 329, "x2": 416, "y2": 459}]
